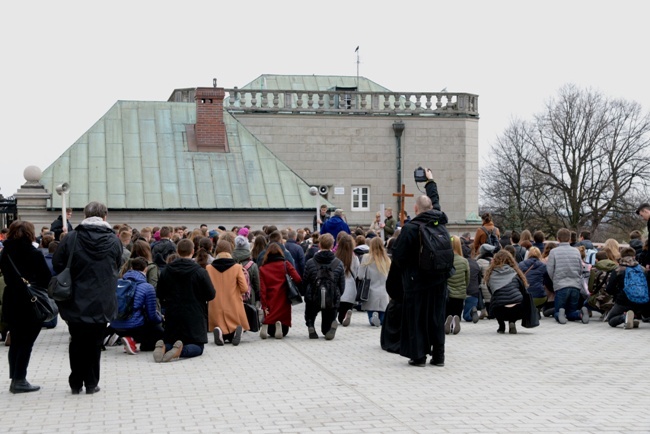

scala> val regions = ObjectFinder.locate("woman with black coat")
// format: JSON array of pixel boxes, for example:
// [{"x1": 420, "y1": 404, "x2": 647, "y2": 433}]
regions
[{"x1": 0, "y1": 220, "x2": 52, "y2": 393}]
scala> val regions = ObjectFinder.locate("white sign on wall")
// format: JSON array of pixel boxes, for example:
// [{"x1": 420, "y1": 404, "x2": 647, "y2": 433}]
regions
[{"x1": 334, "y1": 187, "x2": 345, "y2": 195}]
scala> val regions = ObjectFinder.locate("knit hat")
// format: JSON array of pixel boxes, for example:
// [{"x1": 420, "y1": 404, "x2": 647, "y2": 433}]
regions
[
  {"x1": 153, "y1": 230, "x2": 161, "y2": 241},
  {"x1": 479, "y1": 243, "x2": 496, "y2": 255},
  {"x1": 235, "y1": 235, "x2": 250, "y2": 250},
  {"x1": 238, "y1": 227, "x2": 249, "y2": 237}
]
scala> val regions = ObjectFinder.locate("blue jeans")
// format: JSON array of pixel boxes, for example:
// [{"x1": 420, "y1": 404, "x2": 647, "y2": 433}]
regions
[
  {"x1": 367, "y1": 311, "x2": 385, "y2": 325},
  {"x1": 554, "y1": 287, "x2": 581, "y2": 322},
  {"x1": 462, "y1": 296, "x2": 479, "y2": 322},
  {"x1": 165, "y1": 342, "x2": 204, "y2": 359}
]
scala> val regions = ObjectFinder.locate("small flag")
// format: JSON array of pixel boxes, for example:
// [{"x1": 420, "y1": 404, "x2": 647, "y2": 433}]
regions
[{"x1": 355, "y1": 46, "x2": 359, "y2": 52}]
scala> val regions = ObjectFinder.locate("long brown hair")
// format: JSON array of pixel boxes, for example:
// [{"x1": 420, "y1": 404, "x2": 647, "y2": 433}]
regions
[
  {"x1": 262, "y1": 243, "x2": 284, "y2": 265},
  {"x1": 131, "y1": 240, "x2": 153, "y2": 262},
  {"x1": 484, "y1": 250, "x2": 528, "y2": 287},
  {"x1": 335, "y1": 234, "x2": 354, "y2": 275},
  {"x1": 251, "y1": 235, "x2": 268, "y2": 261}
]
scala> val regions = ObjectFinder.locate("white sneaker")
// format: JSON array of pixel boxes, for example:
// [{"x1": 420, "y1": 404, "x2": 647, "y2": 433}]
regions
[
  {"x1": 274, "y1": 321, "x2": 283, "y2": 339},
  {"x1": 371, "y1": 312, "x2": 381, "y2": 327},
  {"x1": 557, "y1": 308, "x2": 567, "y2": 324},
  {"x1": 581, "y1": 306, "x2": 590, "y2": 324},
  {"x1": 342, "y1": 310, "x2": 352, "y2": 327},
  {"x1": 624, "y1": 310, "x2": 635, "y2": 329},
  {"x1": 260, "y1": 324, "x2": 268, "y2": 340}
]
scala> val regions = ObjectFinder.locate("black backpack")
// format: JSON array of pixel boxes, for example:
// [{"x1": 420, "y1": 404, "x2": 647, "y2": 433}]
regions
[
  {"x1": 308, "y1": 262, "x2": 339, "y2": 309},
  {"x1": 481, "y1": 227, "x2": 501, "y2": 253},
  {"x1": 415, "y1": 219, "x2": 454, "y2": 276}
]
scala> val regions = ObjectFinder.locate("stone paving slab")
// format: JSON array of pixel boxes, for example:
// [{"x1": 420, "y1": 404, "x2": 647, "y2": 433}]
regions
[{"x1": 2, "y1": 305, "x2": 650, "y2": 433}]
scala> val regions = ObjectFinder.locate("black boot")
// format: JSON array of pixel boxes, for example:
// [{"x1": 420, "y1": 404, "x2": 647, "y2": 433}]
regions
[{"x1": 10, "y1": 379, "x2": 40, "y2": 394}]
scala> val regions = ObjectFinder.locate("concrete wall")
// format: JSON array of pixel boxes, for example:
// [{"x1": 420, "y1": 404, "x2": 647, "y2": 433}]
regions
[{"x1": 233, "y1": 114, "x2": 479, "y2": 226}]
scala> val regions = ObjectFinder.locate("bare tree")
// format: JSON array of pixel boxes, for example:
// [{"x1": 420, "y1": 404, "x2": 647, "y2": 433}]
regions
[{"x1": 481, "y1": 84, "x2": 650, "y2": 236}]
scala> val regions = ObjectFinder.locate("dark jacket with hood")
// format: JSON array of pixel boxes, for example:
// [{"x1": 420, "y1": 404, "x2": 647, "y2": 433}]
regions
[
  {"x1": 157, "y1": 257, "x2": 215, "y2": 344},
  {"x1": 0, "y1": 238, "x2": 52, "y2": 325},
  {"x1": 152, "y1": 238, "x2": 177, "y2": 268},
  {"x1": 303, "y1": 250, "x2": 345, "y2": 308},
  {"x1": 53, "y1": 219, "x2": 123, "y2": 324}
]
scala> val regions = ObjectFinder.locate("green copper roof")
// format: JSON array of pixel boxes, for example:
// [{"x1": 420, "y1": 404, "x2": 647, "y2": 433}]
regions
[
  {"x1": 241, "y1": 74, "x2": 391, "y2": 93},
  {"x1": 41, "y1": 101, "x2": 322, "y2": 210}
]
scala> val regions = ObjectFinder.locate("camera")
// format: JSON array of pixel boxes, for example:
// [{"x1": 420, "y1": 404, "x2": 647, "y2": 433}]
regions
[{"x1": 414, "y1": 167, "x2": 428, "y2": 183}]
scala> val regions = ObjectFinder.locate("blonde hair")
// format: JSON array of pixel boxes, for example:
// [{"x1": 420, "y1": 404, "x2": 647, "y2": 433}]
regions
[
  {"x1": 451, "y1": 236, "x2": 462, "y2": 256},
  {"x1": 363, "y1": 237, "x2": 391, "y2": 276},
  {"x1": 602, "y1": 239, "x2": 621, "y2": 261},
  {"x1": 527, "y1": 246, "x2": 541, "y2": 259}
]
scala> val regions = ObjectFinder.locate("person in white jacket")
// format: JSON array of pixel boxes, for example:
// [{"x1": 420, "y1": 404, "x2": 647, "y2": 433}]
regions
[
  {"x1": 359, "y1": 237, "x2": 391, "y2": 326},
  {"x1": 335, "y1": 234, "x2": 360, "y2": 327}
]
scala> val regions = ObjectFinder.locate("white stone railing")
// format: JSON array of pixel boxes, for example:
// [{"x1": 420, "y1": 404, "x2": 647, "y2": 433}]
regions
[{"x1": 223, "y1": 89, "x2": 478, "y2": 117}]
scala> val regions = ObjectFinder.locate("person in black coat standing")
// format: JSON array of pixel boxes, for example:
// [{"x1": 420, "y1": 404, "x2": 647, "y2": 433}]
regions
[
  {"x1": 50, "y1": 208, "x2": 73, "y2": 241},
  {"x1": 391, "y1": 168, "x2": 449, "y2": 367},
  {"x1": 155, "y1": 239, "x2": 216, "y2": 362},
  {"x1": 0, "y1": 220, "x2": 52, "y2": 393},
  {"x1": 53, "y1": 202, "x2": 123, "y2": 395}
]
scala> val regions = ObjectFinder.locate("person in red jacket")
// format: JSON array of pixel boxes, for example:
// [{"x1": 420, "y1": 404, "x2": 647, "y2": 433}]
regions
[{"x1": 258, "y1": 243, "x2": 302, "y2": 339}]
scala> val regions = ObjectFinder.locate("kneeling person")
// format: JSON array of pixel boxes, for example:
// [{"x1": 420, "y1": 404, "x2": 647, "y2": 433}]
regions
[
  {"x1": 111, "y1": 258, "x2": 164, "y2": 354},
  {"x1": 155, "y1": 239, "x2": 216, "y2": 362}
]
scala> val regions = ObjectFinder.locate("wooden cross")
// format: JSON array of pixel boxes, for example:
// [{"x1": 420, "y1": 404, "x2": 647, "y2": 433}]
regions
[{"x1": 393, "y1": 184, "x2": 414, "y2": 227}]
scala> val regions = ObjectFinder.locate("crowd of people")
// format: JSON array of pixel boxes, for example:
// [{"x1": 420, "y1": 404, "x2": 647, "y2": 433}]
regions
[{"x1": 1, "y1": 182, "x2": 650, "y2": 394}]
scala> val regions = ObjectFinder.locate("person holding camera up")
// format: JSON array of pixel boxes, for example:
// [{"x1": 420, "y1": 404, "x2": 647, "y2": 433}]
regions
[{"x1": 391, "y1": 167, "x2": 453, "y2": 367}]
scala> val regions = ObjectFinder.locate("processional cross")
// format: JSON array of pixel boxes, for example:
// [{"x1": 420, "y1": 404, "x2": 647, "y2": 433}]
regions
[{"x1": 392, "y1": 184, "x2": 414, "y2": 227}]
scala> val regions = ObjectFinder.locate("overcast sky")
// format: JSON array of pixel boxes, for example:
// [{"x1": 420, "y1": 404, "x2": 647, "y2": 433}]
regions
[{"x1": 1, "y1": 1, "x2": 648, "y2": 198}]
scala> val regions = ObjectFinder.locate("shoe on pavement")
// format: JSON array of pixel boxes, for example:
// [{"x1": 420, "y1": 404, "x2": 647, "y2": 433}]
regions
[
  {"x1": 497, "y1": 326, "x2": 505, "y2": 334},
  {"x1": 557, "y1": 308, "x2": 567, "y2": 324},
  {"x1": 260, "y1": 324, "x2": 268, "y2": 339},
  {"x1": 509, "y1": 322, "x2": 517, "y2": 334},
  {"x1": 479, "y1": 308, "x2": 488, "y2": 320},
  {"x1": 444, "y1": 315, "x2": 453, "y2": 334},
  {"x1": 471, "y1": 307, "x2": 479, "y2": 323},
  {"x1": 122, "y1": 336, "x2": 138, "y2": 355},
  {"x1": 408, "y1": 358, "x2": 426, "y2": 367},
  {"x1": 452, "y1": 315, "x2": 461, "y2": 335},
  {"x1": 581, "y1": 306, "x2": 590, "y2": 324},
  {"x1": 371, "y1": 312, "x2": 381, "y2": 327},
  {"x1": 107, "y1": 333, "x2": 120, "y2": 347},
  {"x1": 213, "y1": 327, "x2": 225, "y2": 346},
  {"x1": 274, "y1": 321, "x2": 283, "y2": 339},
  {"x1": 430, "y1": 358, "x2": 444, "y2": 367},
  {"x1": 633, "y1": 319, "x2": 640, "y2": 328},
  {"x1": 624, "y1": 310, "x2": 635, "y2": 329},
  {"x1": 162, "y1": 340, "x2": 183, "y2": 362},
  {"x1": 86, "y1": 386, "x2": 101, "y2": 395},
  {"x1": 153, "y1": 340, "x2": 166, "y2": 363},
  {"x1": 342, "y1": 309, "x2": 352, "y2": 327},
  {"x1": 325, "y1": 321, "x2": 338, "y2": 340},
  {"x1": 308, "y1": 327, "x2": 318, "y2": 339},
  {"x1": 10, "y1": 379, "x2": 40, "y2": 394},
  {"x1": 232, "y1": 325, "x2": 243, "y2": 346}
]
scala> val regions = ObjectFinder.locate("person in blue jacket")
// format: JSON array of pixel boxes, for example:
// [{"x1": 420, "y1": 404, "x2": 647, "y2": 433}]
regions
[
  {"x1": 110, "y1": 258, "x2": 163, "y2": 354},
  {"x1": 320, "y1": 209, "x2": 350, "y2": 242}
]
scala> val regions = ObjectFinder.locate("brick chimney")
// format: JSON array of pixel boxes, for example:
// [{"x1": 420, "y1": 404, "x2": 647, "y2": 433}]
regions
[{"x1": 194, "y1": 85, "x2": 228, "y2": 152}]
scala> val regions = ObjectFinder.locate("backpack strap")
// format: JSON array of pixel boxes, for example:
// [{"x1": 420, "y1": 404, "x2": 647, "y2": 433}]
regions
[{"x1": 243, "y1": 260, "x2": 254, "y2": 271}]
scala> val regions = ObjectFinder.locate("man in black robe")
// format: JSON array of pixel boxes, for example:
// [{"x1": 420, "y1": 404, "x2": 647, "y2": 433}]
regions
[{"x1": 391, "y1": 168, "x2": 449, "y2": 367}]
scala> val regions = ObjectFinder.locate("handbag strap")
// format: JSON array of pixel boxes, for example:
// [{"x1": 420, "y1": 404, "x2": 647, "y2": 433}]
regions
[
  {"x1": 64, "y1": 231, "x2": 78, "y2": 269},
  {"x1": 5, "y1": 253, "x2": 31, "y2": 286}
]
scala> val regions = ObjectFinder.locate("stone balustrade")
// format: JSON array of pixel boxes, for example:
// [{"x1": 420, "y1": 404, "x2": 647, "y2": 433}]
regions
[{"x1": 223, "y1": 89, "x2": 478, "y2": 117}]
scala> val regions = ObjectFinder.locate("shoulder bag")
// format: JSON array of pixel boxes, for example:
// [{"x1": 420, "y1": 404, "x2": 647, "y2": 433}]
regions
[
  {"x1": 6, "y1": 254, "x2": 59, "y2": 323},
  {"x1": 48, "y1": 232, "x2": 77, "y2": 301},
  {"x1": 356, "y1": 266, "x2": 371, "y2": 302},
  {"x1": 285, "y1": 261, "x2": 303, "y2": 305}
]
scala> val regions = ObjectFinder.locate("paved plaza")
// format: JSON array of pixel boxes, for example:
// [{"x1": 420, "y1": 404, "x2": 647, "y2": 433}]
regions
[{"x1": 2, "y1": 305, "x2": 650, "y2": 433}]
